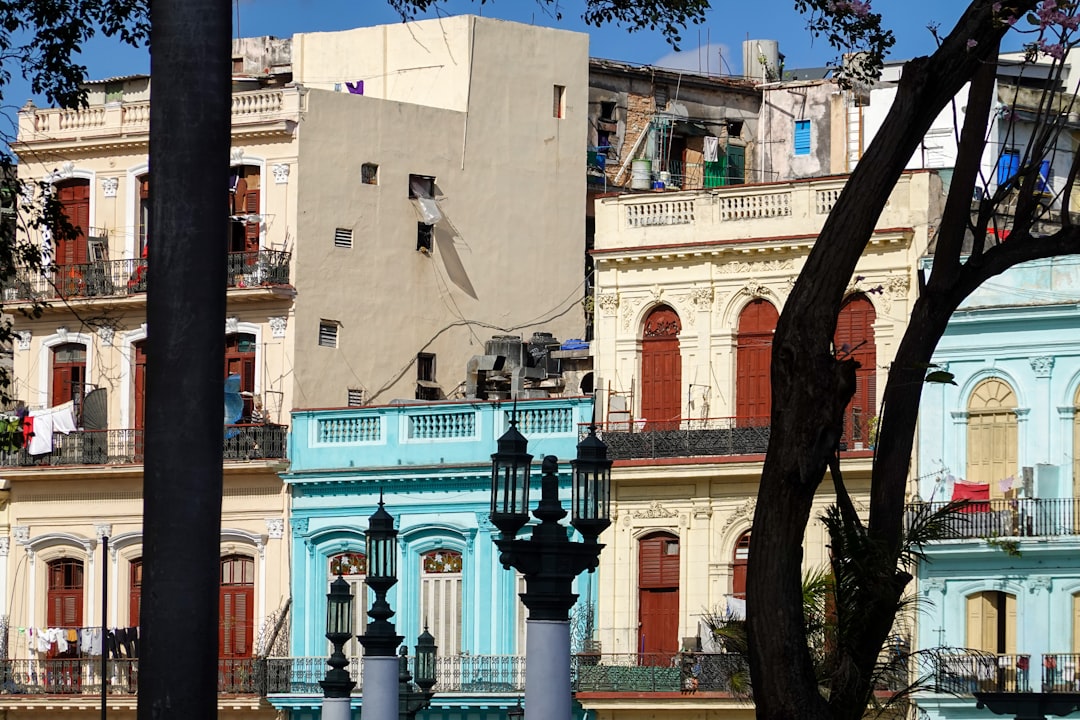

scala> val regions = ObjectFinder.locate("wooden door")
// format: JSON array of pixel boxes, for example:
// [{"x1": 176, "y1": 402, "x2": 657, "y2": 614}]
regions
[
  {"x1": 47, "y1": 559, "x2": 83, "y2": 659},
  {"x1": 52, "y1": 343, "x2": 86, "y2": 407},
  {"x1": 641, "y1": 306, "x2": 681, "y2": 430},
  {"x1": 55, "y1": 180, "x2": 90, "y2": 266},
  {"x1": 638, "y1": 533, "x2": 679, "y2": 659},
  {"x1": 967, "y1": 379, "x2": 1018, "y2": 498},
  {"x1": 129, "y1": 559, "x2": 142, "y2": 627},
  {"x1": 134, "y1": 341, "x2": 147, "y2": 430},
  {"x1": 736, "y1": 300, "x2": 778, "y2": 425},
  {"x1": 835, "y1": 295, "x2": 876, "y2": 445},
  {"x1": 225, "y1": 334, "x2": 256, "y2": 421},
  {"x1": 732, "y1": 532, "x2": 751, "y2": 599},
  {"x1": 219, "y1": 555, "x2": 254, "y2": 658}
]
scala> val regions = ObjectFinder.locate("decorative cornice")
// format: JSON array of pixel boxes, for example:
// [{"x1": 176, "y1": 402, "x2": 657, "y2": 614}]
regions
[
  {"x1": 596, "y1": 293, "x2": 619, "y2": 315},
  {"x1": 722, "y1": 498, "x2": 756, "y2": 530},
  {"x1": 271, "y1": 163, "x2": 290, "y2": 184},
  {"x1": 266, "y1": 518, "x2": 285, "y2": 539},
  {"x1": 632, "y1": 501, "x2": 679, "y2": 519},
  {"x1": 1029, "y1": 356, "x2": 1055, "y2": 378},
  {"x1": 289, "y1": 518, "x2": 309, "y2": 536},
  {"x1": 100, "y1": 177, "x2": 118, "y2": 198},
  {"x1": 1029, "y1": 575, "x2": 1051, "y2": 594},
  {"x1": 269, "y1": 316, "x2": 287, "y2": 339}
]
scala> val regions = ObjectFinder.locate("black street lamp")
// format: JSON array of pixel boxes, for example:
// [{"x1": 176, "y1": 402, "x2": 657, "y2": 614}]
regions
[
  {"x1": 490, "y1": 419, "x2": 612, "y2": 720},
  {"x1": 320, "y1": 575, "x2": 356, "y2": 720},
  {"x1": 507, "y1": 697, "x2": 525, "y2": 720},
  {"x1": 358, "y1": 498, "x2": 404, "y2": 720},
  {"x1": 397, "y1": 627, "x2": 438, "y2": 720}
]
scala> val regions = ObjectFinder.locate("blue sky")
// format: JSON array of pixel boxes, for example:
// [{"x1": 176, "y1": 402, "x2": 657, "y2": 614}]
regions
[{"x1": 3, "y1": 0, "x2": 980, "y2": 114}]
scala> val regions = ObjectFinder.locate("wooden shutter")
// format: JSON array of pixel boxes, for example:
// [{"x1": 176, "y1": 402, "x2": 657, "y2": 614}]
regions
[
  {"x1": 1004, "y1": 593, "x2": 1017, "y2": 655},
  {"x1": 736, "y1": 300, "x2": 778, "y2": 424},
  {"x1": 55, "y1": 180, "x2": 90, "y2": 266},
  {"x1": 639, "y1": 533, "x2": 679, "y2": 589},
  {"x1": 835, "y1": 295, "x2": 877, "y2": 445},
  {"x1": 967, "y1": 379, "x2": 1018, "y2": 496},
  {"x1": 1072, "y1": 594, "x2": 1080, "y2": 654},
  {"x1": 134, "y1": 341, "x2": 147, "y2": 431},
  {"x1": 732, "y1": 532, "x2": 750, "y2": 599},
  {"x1": 640, "y1": 306, "x2": 682, "y2": 430},
  {"x1": 130, "y1": 559, "x2": 142, "y2": 627},
  {"x1": 794, "y1": 120, "x2": 811, "y2": 155}
]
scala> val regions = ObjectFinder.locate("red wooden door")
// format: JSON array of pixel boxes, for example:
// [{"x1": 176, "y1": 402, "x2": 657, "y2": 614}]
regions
[
  {"x1": 52, "y1": 343, "x2": 86, "y2": 407},
  {"x1": 55, "y1": 180, "x2": 90, "y2": 266},
  {"x1": 835, "y1": 295, "x2": 877, "y2": 446},
  {"x1": 638, "y1": 533, "x2": 680, "y2": 659},
  {"x1": 129, "y1": 559, "x2": 142, "y2": 627},
  {"x1": 225, "y1": 334, "x2": 256, "y2": 421},
  {"x1": 219, "y1": 555, "x2": 254, "y2": 658},
  {"x1": 640, "y1": 306, "x2": 681, "y2": 430},
  {"x1": 736, "y1": 300, "x2": 778, "y2": 425},
  {"x1": 134, "y1": 341, "x2": 147, "y2": 430},
  {"x1": 47, "y1": 559, "x2": 83, "y2": 659}
]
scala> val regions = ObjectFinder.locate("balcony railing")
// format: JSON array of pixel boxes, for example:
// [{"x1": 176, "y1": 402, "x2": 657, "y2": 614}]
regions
[
  {"x1": 587, "y1": 409, "x2": 871, "y2": 461},
  {"x1": 0, "y1": 658, "x2": 255, "y2": 695},
  {"x1": 1, "y1": 250, "x2": 291, "y2": 303},
  {"x1": 572, "y1": 653, "x2": 748, "y2": 694},
  {"x1": 0, "y1": 424, "x2": 287, "y2": 467},
  {"x1": 262, "y1": 655, "x2": 526, "y2": 695},
  {"x1": 906, "y1": 498, "x2": 1080, "y2": 539},
  {"x1": 928, "y1": 653, "x2": 1080, "y2": 695}
]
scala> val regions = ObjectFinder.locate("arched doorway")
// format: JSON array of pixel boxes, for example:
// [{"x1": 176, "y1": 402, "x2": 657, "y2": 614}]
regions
[
  {"x1": 736, "y1": 300, "x2": 778, "y2": 425},
  {"x1": 835, "y1": 294, "x2": 877, "y2": 446},
  {"x1": 640, "y1": 306, "x2": 681, "y2": 430},
  {"x1": 638, "y1": 532, "x2": 679, "y2": 661}
]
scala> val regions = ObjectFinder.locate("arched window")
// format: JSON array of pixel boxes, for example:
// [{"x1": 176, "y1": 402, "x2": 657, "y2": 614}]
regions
[
  {"x1": 638, "y1": 532, "x2": 679, "y2": 660},
  {"x1": 130, "y1": 558, "x2": 143, "y2": 626},
  {"x1": 967, "y1": 378, "x2": 1018, "y2": 498},
  {"x1": 732, "y1": 532, "x2": 751, "y2": 600},
  {"x1": 421, "y1": 549, "x2": 463, "y2": 656},
  {"x1": 48, "y1": 558, "x2": 84, "y2": 659},
  {"x1": 736, "y1": 300, "x2": 778, "y2": 424},
  {"x1": 835, "y1": 294, "x2": 877, "y2": 447},
  {"x1": 967, "y1": 590, "x2": 1016, "y2": 655},
  {"x1": 329, "y1": 552, "x2": 367, "y2": 657},
  {"x1": 219, "y1": 554, "x2": 255, "y2": 658},
  {"x1": 52, "y1": 343, "x2": 87, "y2": 408},
  {"x1": 641, "y1": 305, "x2": 682, "y2": 430}
]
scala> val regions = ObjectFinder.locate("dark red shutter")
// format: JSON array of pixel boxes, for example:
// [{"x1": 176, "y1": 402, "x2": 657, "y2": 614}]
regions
[
  {"x1": 736, "y1": 300, "x2": 778, "y2": 425},
  {"x1": 640, "y1": 306, "x2": 682, "y2": 430},
  {"x1": 638, "y1": 533, "x2": 680, "y2": 659},
  {"x1": 55, "y1": 180, "x2": 90, "y2": 266},
  {"x1": 835, "y1": 295, "x2": 877, "y2": 445}
]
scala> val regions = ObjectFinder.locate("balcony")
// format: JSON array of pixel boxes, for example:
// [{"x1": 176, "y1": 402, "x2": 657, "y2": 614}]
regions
[
  {"x1": 906, "y1": 498, "x2": 1080, "y2": 539},
  {"x1": 573, "y1": 653, "x2": 748, "y2": 695},
  {"x1": 0, "y1": 657, "x2": 253, "y2": 695},
  {"x1": 1, "y1": 250, "x2": 292, "y2": 305},
  {"x1": 590, "y1": 409, "x2": 872, "y2": 461},
  {"x1": 0, "y1": 425, "x2": 287, "y2": 467},
  {"x1": 930, "y1": 653, "x2": 1080, "y2": 695},
  {"x1": 264, "y1": 654, "x2": 526, "y2": 695}
]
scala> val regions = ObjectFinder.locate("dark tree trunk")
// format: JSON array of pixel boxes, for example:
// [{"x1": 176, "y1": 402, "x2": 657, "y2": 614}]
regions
[{"x1": 138, "y1": 1, "x2": 230, "y2": 718}]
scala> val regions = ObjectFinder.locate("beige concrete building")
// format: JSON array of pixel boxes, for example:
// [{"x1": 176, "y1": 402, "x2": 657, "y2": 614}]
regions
[
  {"x1": 578, "y1": 171, "x2": 943, "y2": 718},
  {"x1": 0, "y1": 14, "x2": 589, "y2": 716}
]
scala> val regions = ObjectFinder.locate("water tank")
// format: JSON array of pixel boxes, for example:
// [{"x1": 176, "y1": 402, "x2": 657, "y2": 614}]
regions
[
  {"x1": 485, "y1": 335, "x2": 524, "y2": 368},
  {"x1": 631, "y1": 159, "x2": 653, "y2": 190},
  {"x1": 743, "y1": 39, "x2": 780, "y2": 82}
]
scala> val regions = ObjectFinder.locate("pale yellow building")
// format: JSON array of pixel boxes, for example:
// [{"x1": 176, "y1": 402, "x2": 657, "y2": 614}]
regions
[
  {"x1": 579, "y1": 171, "x2": 943, "y2": 719},
  {"x1": 0, "y1": 14, "x2": 590, "y2": 717}
]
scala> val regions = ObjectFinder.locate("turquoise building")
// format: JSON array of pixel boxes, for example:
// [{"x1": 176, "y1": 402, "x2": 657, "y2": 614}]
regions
[
  {"x1": 913, "y1": 255, "x2": 1080, "y2": 718},
  {"x1": 269, "y1": 396, "x2": 596, "y2": 719}
]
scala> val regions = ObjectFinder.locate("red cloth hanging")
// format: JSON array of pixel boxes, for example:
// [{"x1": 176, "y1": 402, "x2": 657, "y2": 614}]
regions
[{"x1": 952, "y1": 481, "x2": 990, "y2": 513}]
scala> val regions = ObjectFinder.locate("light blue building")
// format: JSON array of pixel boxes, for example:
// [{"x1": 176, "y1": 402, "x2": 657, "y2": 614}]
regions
[
  {"x1": 913, "y1": 255, "x2": 1080, "y2": 718},
  {"x1": 268, "y1": 396, "x2": 596, "y2": 719}
]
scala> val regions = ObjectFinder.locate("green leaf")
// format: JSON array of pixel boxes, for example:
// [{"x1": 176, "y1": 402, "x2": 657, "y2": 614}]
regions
[{"x1": 924, "y1": 370, "x2": 957, "y2": 385}]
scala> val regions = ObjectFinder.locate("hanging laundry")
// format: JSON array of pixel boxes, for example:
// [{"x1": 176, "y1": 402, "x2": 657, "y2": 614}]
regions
[
  {"x1": 345, "y1": 80, "x2": 364, "y2": 95},
  {"x1": 703, "y1": 135, "x2": 720, "y2": 162},
  {"x1": 49, "y1": 401, "x2": 77, "y2": 435},
  {"x1": 951, "y1": 480, "x2": 990, "y2": 513},
  {"x1": 27, "y1": 413, "x2": 53, "y2": 455},
  {"x1": 999, "y1": 475, "x2": 1016, "y2": 495}
]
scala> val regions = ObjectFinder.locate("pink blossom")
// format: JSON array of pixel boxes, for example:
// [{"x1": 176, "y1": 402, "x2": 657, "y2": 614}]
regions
[{"x1": 967, "y1": 38, "x2": 979, "y2": 48}]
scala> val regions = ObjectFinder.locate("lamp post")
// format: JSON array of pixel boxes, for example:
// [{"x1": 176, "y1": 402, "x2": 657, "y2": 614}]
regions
[
  {"x1": 320, "y1": 575, "x2": 356, "y2": 720},
  {"x1": 397, "y1": 627, "x2": 438, "y2": 720},
  {"x1": 358, "y1": 498, "x2": 404, "y2": 720},
  {"x1": 490, "y1": 418, "x2": 612, "y2": 720}
]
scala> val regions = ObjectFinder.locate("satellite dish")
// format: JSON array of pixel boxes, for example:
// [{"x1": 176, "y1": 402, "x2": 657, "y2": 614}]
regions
[{"x1": 81, "y1": 388, "x2": 108, "y2": 430}]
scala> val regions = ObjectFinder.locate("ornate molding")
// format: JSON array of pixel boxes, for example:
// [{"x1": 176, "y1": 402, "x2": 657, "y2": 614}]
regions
[
  {"x1": 271, "y1": 163, "x2": 290, "y2": 185},
  {"x1": 690, "y1": 286, "x2": 713, "y2": 312},
  {"x1": 722, "y1": 498, "x2": 756, "y2": 530},
  {"x1": 621, "y1": 296, "x2": 648, "y2": 330},
  {"x1": 921, "y1": 577, "x2": 945, "y2": 594},
  {"x1": 265, "y1": 518, "x2": 284, "y2": 539},
  {"x1": 94, "y1": 524, "x2": 112, "y2": 540},
  {"x1": 1029, "y1": 356, "x2": 1055, "y2": 378},
  {"x1": 12, "y1": 526, "x2": 29, "y2": 546},
  {"x1": 97, "y1": 326, "x2": 115, "y2": 347},
  {"x1": 596, "y1": 293, "x2": 619, "y2": 316},
  {"x1": 16, "y1": 331, "x2": 31, "y2": 351},
  {"x1": 717, "y1": 259, "x2": 792, "y2": 274},
  {"x1": 225, "y1": 316, "x2": 239, "y2": 335},
  {"x1": 633, "y1": 501, "x2": 679, "y2": 519},
  {"x1": 474, "y1": 512, "x2": 496, "y2": 533},
  {"x1": 1029, "y1": 575, "x2": 1051, "y2": 594},
  {"x1": 231, "y1": 148, "x2": 245, "y2": 164},
  {"x1": 269, "y1": 316, "x2": 287, "y2": 339},
  {"x1": 739, "y1": 279, "x2": 771, "y2": 299},
  {"x1": 0, "y1": 537, "x2": 9, "y2": 557},
  {"x1": 100, "y1": 177, "x2": 118, "y2": 198},
  {"x1": 289, "y1": 518, "x2": 309, "y2": 536},
  {"x1": 56, "y1": 326, "x2": 69, "y2": 343}
]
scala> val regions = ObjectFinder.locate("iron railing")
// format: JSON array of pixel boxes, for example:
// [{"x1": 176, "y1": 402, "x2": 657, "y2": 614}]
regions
[
  {"x1": 0, "y1": 658, "x2": 258, "y2": 695},
  {"x1": 571, "y1": 652, "x2": 749, "y2": 693},
  {"x1": 0, "y1": 424, "x2": 287, "y2": 467},
  {"x1": 905, "y1": 498, "x2": 1080, "y2": 539},
  {"x1": 586, "y1": 409, "x2": 872, "y2": 461},
  {"x1": 0, "y1": 250, "x2": 291, "y2": 302}
]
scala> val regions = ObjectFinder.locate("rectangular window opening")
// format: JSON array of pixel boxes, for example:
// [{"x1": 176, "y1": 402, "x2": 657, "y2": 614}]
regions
[
  {"x1": 553, "y1": 85, "x2": 566, "y2": 119},
  {"x1": 318, "y1": 321, "x2": 339, "y2": 348},
  {"x1": 417, "y1": 223, "x2": 434, "y2": 253},
  {"x1": 409, "y1": 174, "x2": 436, "y2": 199},
  {"x1": 416, "y1": 353, "x2": 439, "y2": 400},
  {"x1": 361, "y1": 163, "x2": 379, "y2": 185},
  {"x1": 599, "y1": 100, "x2": 616, "y2": 121},
  {"x1": 794, "y1": 119, "x2": 811, "y2": 156},
  {"x1": 334, "y1": 228, "x2": 353, "y2": 249}
]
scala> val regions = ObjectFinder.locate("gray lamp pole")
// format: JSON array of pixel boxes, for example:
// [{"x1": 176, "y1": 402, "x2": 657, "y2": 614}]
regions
[
  {"x1": 321, "y1": 575, "x2": 356, "y2": 720},
  {"x1": 358, "y1": 499, "x2": 403, "y2": 720},
  {"x1": 489, "y1": 420, "x2": 612, "y2": 720}
]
